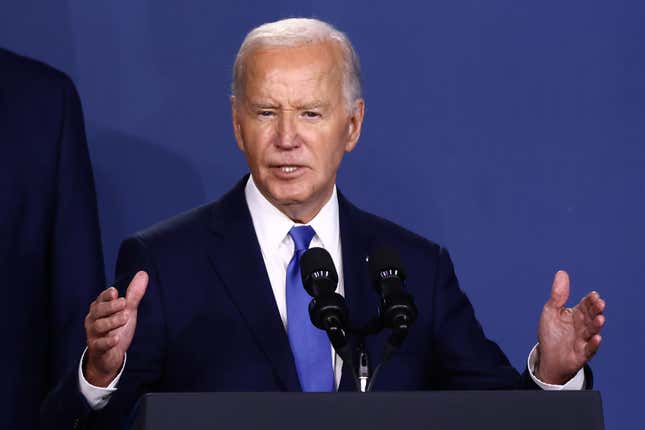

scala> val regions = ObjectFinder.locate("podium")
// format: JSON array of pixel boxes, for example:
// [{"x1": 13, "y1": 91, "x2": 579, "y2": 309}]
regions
[{"x1": 130, "y1": 391, "x2": 604, "y2": 430}]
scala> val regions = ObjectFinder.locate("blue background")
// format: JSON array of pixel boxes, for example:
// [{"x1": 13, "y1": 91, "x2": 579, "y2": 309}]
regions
[{"x1": 2, "y1": 1, "x2": 643, "y2": 428}]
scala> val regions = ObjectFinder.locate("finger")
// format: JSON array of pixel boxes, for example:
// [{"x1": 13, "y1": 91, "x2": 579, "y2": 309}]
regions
[
  {"x1": 91, "y1": 310, "x2": 129, "y2": 335},
  {"x1": 588, "y1": 294, "x2": 606, "y2": 314},
  {"x1": 89, "y1": 334, "x2": 120, "y2": 353},
  {"x1": 584, "y1": 334, "x2": 602, "y2": 358},
  {"x1": 545, "y1": 270, "x2": 570, "y2": 309},
  {"x1": 573, "y1": 309, "x2": 593, "y2": 340},
  {"x1": 580, "y1": 291, "x2": 600, "y2": 312},
  {"x1": 596, "y1": 298, "x2": 606, "y2": 313},
  {"x1": 579, "y1": 292, "x2": 605, "y2": 321},
  {"x1": 590, "y1": 314, "x2": 606, "y2": 334},
  {"x1": 577, "y1": 312, "x2": 606, "y2": 342},
  {"x1": 97, "y1": 286, "x2": 118, "y2": 302},
  {"x1": 91, "y1": 298, "x2": 127, "y2": 319},
  {"x1": 579, "y1": 294, "x2": 594, "y2": 320},
  {"x1": 126, "y1": 271, "x2": 149, "y2": 310}
]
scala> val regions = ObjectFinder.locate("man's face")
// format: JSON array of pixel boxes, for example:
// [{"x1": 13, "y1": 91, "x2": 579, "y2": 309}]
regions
[{"x1": 231, "y1": 41, "x2": 364, "y2": 223}]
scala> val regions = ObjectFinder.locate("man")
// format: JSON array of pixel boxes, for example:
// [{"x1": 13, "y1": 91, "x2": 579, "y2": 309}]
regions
[
  {"x1": 41, "y1": 18, "x2": 606, "y2": 429},
  {"x1": 0, "y1": 48, "x2": 105, "y2": 429}
]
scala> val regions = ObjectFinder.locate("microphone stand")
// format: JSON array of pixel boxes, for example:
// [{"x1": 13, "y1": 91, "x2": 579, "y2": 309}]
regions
[
  {"x1": 366, "y1": 325, "x2": 409, "y2": 392},
  {"x1": 319, "y1": 306, "x2": 414, "y2": 392},
  {"x1": 351, "y1": 317, "x2": 381, "y2": 392},
  {"x1": 347, "y1": 299, "x2": 415, "y2": 392}
]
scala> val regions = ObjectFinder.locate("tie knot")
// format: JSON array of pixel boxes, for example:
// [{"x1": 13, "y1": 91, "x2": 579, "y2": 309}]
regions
[{"x1": 288, "y1": 225, "x2": 316, "y2": 252}]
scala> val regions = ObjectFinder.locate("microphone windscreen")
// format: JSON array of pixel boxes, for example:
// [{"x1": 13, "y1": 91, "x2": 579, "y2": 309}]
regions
[
  {"x1": 368, "y1": 246, "x2": 405, "y2": 281},
  {"x1": 300, "y1": 247, "x2": 338, "y2": 283}
]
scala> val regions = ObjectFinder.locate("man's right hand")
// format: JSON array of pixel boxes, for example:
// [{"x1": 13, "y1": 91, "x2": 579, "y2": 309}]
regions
[{"x1": 83, "y1": 271, "x2": 148, "y2": 387}]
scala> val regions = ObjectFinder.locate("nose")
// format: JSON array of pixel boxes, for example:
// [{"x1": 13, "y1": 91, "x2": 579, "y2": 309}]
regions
[{"x1": 276, "y1": 111, "x2": 299, "y2": 149}]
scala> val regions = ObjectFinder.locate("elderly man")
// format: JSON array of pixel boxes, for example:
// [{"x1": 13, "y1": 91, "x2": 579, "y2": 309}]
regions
[{"x1": 42, "y1": 18, "x2": 605, "y2": 429}]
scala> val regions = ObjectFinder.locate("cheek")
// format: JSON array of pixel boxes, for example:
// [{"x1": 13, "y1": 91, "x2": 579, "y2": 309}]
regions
[
  {"x1": 241, "y1": 126, "x2": 275, "y2": 163},
  {"x1": 302, "y1": 123, "x2": 346, "y2": 157},
  {"x1": 319, "y1": 129, "x2": 349, "y2": 169}
]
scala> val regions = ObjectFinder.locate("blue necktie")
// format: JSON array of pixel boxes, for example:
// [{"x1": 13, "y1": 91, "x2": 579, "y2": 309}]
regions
[{"x1": 286, "y1": 226, "x2": 334, "y2": 392}]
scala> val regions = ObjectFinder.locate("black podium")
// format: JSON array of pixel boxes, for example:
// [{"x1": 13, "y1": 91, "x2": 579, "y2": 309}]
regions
[{"x1": 130, "y1": 391, "x2": 604, "y2": 430}]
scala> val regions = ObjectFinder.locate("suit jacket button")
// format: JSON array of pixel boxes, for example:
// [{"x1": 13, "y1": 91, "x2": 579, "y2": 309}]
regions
[{"x1": 72, "y1": 417, "x2": 80, "y2": 429}]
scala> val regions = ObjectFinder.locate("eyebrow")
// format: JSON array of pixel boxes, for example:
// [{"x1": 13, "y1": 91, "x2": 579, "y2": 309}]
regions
[
  {"x1": 249, "y1": 102, "x2": 279, "y2": 110},
  {"x1": 298, "y1": 101, "x2": 329, "y2": 110},
  {"x1": 248, "y1": 101, "x2": 330, "y2": 110}
]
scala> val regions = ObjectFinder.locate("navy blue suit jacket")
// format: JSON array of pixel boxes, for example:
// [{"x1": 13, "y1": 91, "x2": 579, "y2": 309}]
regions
[
  {"x1": 43, "y1": 177, "x2": 549, "y2": 429},
  {"x1": 0, "y1": 48, "x2": 105, "y2": 430}
]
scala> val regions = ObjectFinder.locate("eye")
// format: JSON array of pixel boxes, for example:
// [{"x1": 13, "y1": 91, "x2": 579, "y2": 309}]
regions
[
  {"x1": 258, "y1": 110, "x2": 275, "y2": 117},
  {"x1": 302, "y1": 111, "x2": 321, "y2": 119}
]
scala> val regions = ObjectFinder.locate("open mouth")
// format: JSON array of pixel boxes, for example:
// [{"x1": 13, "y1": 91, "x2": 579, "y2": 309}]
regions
[
  {"x1": 272, "y1": 165, "x2": 306, "y2": 178},
  {"x1": 280, "y1": 166, "x2": 299, "y2": 173}
]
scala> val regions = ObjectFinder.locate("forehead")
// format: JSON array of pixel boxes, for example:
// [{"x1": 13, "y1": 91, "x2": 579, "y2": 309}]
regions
[{"x1": 242, "y1": 41, "x2": 345, "y2": 102}]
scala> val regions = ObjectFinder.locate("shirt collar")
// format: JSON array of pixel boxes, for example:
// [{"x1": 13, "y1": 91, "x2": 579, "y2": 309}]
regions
[{"x1": 244, "y1": 175, "x2": 340, "y2": 253}]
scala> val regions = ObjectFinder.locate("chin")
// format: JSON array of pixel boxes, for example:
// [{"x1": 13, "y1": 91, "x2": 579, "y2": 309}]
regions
[{"x1": 268, "y1": 184, "x2": 310, "y2": 206}]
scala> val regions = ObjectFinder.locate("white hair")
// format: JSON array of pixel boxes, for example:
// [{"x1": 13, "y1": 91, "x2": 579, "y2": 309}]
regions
[{"x1": 232, "y1": 18, "x2": 362, "y2": 109}]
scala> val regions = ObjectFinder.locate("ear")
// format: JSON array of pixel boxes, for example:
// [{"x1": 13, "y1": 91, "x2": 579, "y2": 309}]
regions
[
  {"x1": 344, "y1": 98, "x2": 365, "y2": 153},
  {"x1": 231, "y1": 96, "x2": 245, "y2": 152}
]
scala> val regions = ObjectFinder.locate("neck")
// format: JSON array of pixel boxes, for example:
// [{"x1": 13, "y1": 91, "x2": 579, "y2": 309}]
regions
[{"x1": 274, "y1": 189, "x2": 334, "y2": 224}]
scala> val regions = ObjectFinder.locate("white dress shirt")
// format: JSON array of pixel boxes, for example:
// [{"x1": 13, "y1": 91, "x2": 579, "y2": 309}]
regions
[
  {"x1": 244, "y1": 175, "x2": 345, "y2": 389},
  {"x1": 79, "y1": 176, "x2": 583, "y2": 409}
]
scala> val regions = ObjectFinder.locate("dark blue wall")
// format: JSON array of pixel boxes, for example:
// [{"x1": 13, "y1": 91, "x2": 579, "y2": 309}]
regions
[{"x1": 2, "y1": 1, "x2": 643, "y2": 428}]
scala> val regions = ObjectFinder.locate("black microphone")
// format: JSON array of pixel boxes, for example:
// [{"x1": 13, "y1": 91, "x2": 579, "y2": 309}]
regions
[
  {"x1": 365, "y1": 246, "x2": 418, "y2": 391},
  {"x1": 301, "y1": 247, "x2": 363, "y2": 391},
  {"x1": 299, "y1": 247, "x2": 348, "y2": 334},
  {"x1": 368, "y1": 246, "x2": 418, "y2": 333},
  {"x1": 300, "y1": 247, "x2": 338, "y2": 297}
]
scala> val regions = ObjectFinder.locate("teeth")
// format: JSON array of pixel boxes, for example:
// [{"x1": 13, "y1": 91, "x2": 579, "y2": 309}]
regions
[{"x1": 281, "y1": 166, "x2": 298, "y2": 173}]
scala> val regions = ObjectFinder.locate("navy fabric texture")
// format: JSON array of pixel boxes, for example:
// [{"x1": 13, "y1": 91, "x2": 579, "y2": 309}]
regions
[
  {"x1": 0, "y1": 48, "x2": 105, "y2": 430},
  {"x1": 40, "y1": 178, "x2": 555, "y2": 429}
]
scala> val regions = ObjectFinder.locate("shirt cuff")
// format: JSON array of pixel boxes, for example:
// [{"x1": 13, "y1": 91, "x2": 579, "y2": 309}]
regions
[
  {"x1": 527, "y1": 343, "x2": 585, "y2": 390},
  {"x1": 77, "y1": 347, "x2": 126, "y2": 410}
]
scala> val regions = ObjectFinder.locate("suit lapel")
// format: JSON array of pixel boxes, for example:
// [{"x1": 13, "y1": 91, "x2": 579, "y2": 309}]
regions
[
  {"x1": 204, "y1": 182, "x2": 383, "y2": 392},
  {"x1": 205, "y1": 178, "x2": 301, "y2": 391},
  {"x1": 336, "y1": 192, "x2": 383, "y2": 391}
]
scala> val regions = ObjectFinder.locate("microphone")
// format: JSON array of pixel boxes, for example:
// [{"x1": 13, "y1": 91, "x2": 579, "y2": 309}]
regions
[
  {"x1": 301, "y1": 247, "x2": 364, "y2": 391},
  {"x1": 368, "y1": 246, "x2": 418, "y2": 334},
  {"x1": 365, "y1": 246, "x2": 418, "y2": 391},
  {"x1": 299, "y1": 247, "x2": 348, "y2": 334},
  {"x1": 300, "y1": 247, "x2": 338, "y2": 298}
]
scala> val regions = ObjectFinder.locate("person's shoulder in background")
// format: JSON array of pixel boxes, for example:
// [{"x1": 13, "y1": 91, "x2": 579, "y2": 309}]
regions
[
  {"x1": 0, "y1": 47, "x2": 105, "y2": 430},
  {"x1": 0, "y1": 47, "x2": 73, "y2": 91}
]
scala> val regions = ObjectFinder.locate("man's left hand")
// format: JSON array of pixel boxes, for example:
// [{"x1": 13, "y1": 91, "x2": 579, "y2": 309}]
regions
[{"x1": 536, "y1": 270, "x2": 606, "y2": 385}]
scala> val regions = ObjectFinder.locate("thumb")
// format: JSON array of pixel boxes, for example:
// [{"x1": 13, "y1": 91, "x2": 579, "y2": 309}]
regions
[
  {"x1": 546, "y1": 270, "x2": 570, "y2": 309},
  {"x1": 125, "y1": 271, "x2": 149, "y2": 310}
]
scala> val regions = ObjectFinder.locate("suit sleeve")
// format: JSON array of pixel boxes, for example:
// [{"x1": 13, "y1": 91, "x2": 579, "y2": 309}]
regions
[
  {"x1": 428, "y1": 248, "x2": 595, "y2": 390},
  {"x1": 48, "y1": 74, "x2": 106, "y2": 384},
  {"x1": 429, "y1": 247, "x2": 524, "y2": 389},
  {"x1": 42, "y1": 235, "x2": 166, "y2": 430},
  {"x1": 87, "y1": 235, "x2": 166, "y2": 429},
  {"x1": 38, "y1": 76, "x2": 106, "y2": 429}
]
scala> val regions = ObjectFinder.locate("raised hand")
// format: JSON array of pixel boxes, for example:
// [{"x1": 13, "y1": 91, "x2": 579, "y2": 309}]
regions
[
  {"x1": 536, "y1": 270, "x2": 606, "y2": 385},
  {"x1": 83, "y1": 271, "x2": 148, "y2": 387}
]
